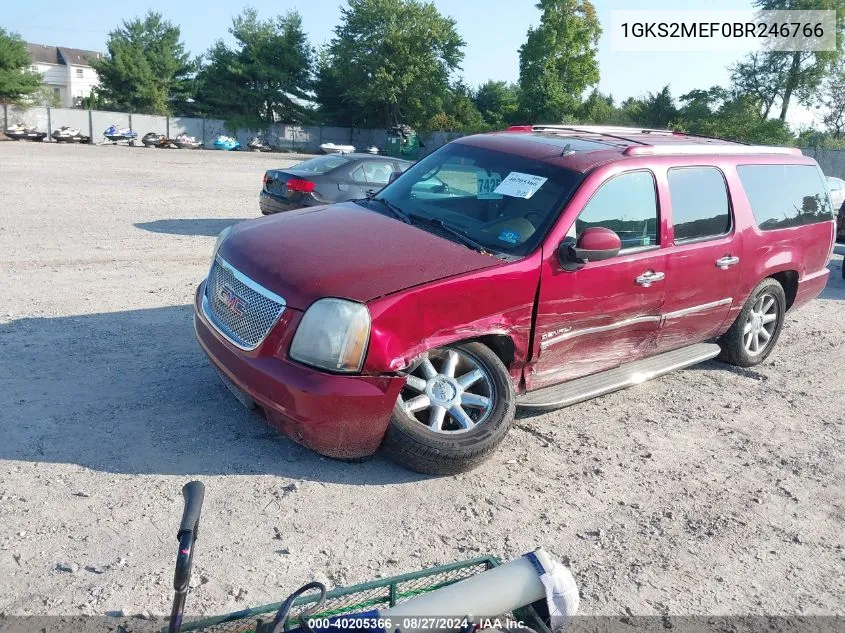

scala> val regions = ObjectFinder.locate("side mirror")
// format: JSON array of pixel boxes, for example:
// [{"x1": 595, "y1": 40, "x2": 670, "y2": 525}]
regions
[
  {"x1": 388, "y1": 170, "x2": 403, "y2": 184},
  {"x1": 558, "y1": 227, "x2": 621, "y2": 271}
]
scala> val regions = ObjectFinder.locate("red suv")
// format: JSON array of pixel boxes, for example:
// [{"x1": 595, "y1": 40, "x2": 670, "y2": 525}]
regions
[{"x1": 194, "y1": 126, "x2": 835, "y2": 474}]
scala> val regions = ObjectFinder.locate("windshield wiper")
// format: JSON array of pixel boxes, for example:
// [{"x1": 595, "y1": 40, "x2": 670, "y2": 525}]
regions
[
  {"x1": 408, "y1": 214, "x2": 491, "y2": 254},
  {"x1": 371, "y1": 197, "x2": 411, "y2": 224}
]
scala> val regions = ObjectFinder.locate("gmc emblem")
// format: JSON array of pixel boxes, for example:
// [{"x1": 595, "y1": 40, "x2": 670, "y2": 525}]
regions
[{"x1": 217, "y1": 284, "x2": 249, "y2": 317}]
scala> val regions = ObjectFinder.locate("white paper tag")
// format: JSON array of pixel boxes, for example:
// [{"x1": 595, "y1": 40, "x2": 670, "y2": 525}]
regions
[{"x1": 494, "y1": 172, "x2": 548, "y2": 199}]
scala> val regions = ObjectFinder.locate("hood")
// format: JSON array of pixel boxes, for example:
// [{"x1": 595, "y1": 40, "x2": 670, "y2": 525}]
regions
[{"x1": 217, "y1": 202, "x2": 503, "y2": 310}]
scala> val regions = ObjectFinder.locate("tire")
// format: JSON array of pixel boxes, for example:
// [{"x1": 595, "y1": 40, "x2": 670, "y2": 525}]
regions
[
  {"x1": 382, "y1": 342, "x2": 515, "y2": 475},
  {"x1": 718, "y1": 278, "x2": 786, "y2": 367}
]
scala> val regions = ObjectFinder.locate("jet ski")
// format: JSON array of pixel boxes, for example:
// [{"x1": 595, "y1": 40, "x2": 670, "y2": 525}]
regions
[
  {"x1": 319, "y1": 142, "x2": 356, "y2": 154},
  {"x1": 103, "y1": 125, "x2": 138, "y2": 144},
  {"x1": 174, "y1": 133, "x2": 202, "y2": 150},
  {"x1": 51, "y1": 126, "x2": 90, "y2": 143},
  {"x1": 247, "y1": 136, "x2": 273, "y2": 152},
  {"x1": 141, "y1": 132, "x2": 168, "y2": 148},
  {"x1": 213, "y1": 135, "x2": 241, "y2": 151},
  {"x1": 5, "y1": 123, "x2": 47, "y2": 142}
]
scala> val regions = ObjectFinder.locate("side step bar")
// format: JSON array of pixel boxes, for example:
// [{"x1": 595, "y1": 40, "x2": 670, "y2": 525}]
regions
[{"x1": 517, "y1": 343, "x2": 721, "y2": 411}]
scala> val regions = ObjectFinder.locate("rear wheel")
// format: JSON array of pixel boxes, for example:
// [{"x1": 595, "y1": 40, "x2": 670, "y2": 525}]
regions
[
  {"x1": 382, "y1": 342, "x2": 515, "y2": 475},
  {"x1": 718, "y1": 278, "x2": 786, "y2": 367}
]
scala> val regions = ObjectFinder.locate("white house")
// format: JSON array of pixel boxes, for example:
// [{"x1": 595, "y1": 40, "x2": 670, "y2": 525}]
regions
[{"x1": 26, "y1": 43, "x2": 101, "y2": 108}]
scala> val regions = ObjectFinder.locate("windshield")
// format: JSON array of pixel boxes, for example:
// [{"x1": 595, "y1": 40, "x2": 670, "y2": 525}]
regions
[
  {"x1": 292, "y1": 155, "x2": 352, "y2": 174},
  {"x1": 363, "y1": 141, "x2": 581, "y2": 256}
]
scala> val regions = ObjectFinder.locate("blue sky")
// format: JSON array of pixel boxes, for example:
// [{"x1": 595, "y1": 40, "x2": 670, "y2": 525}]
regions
[{"x1": 3, "y1": 0, "x2": 819, "y2": 125}]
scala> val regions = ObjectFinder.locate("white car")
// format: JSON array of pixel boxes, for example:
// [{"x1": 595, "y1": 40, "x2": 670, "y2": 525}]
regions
[{"x1": 826, "y1": 176, "x2": 845, "y2": 210}]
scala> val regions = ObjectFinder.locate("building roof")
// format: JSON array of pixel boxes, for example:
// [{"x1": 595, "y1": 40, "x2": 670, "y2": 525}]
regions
[{"x1": 26, "y1": 43, "x2": 101, "y2": 67}]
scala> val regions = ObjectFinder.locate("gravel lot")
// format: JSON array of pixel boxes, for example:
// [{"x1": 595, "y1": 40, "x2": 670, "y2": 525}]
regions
[{"x1": 1, "y1": 141, "x2": 843, "y2": 621}]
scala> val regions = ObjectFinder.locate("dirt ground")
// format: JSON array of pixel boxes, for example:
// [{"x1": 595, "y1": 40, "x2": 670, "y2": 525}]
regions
[{"x1": 0, "y1": 142, "x2": 843, "y2": 621}]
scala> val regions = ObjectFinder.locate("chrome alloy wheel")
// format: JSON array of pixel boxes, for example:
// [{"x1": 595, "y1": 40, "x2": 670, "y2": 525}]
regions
[
  {"x1": 398, "y1": 348, "x2": 495, "y2": 434},
  {"x1": 743, "y1": 292, "x2": 779, "y2": 355}
]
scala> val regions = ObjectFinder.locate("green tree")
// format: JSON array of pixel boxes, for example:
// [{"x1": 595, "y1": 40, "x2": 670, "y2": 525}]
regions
[
  {"x1": 822, "y1": 57, "x2": 845, "y2": 137},
  {"x1": 92, "y1": 12, "x2": 196, "y2": 114},
  {"x1": 474, "y1": 80, "x2": 520, "y2": 128},
  {"x1": 315, "y1": 0, "x2": 465, "y2": 128},
  {"x1": 731, "y1": 0, "x2": 845, "y2": 121},
  {"x1": 578, "y1": 89, "x2": 615, "y2": 124},
  {"x1": 194, "y1": 8, "x2": 314, "y2": 126},
  {"x1": 677, "y1": 86, "x2": 794, "y2": 145},
  {"x1": 517, "y1": 0, "x2": 601, "y2": 122},
  {"x1": 0, "y1": 28, "x2": 42, "y2": 104}
]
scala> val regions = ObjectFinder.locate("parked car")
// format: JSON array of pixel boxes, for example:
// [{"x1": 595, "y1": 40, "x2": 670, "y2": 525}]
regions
[
  {"x1": 260, "y1": 154, "x2": 412, "y2": 214},
  {"x1": 195, "y1": 125, "x2": 835, "y2": 475},
  {"x1": 833, "y1": 177, "x2": 845, "y2": 242}
]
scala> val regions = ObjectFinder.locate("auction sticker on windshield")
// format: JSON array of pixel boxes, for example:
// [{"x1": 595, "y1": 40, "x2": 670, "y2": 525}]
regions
[
  {"x1": 494, "y1": 172, "x2": 548, "y2": 199},
  {"x1": 477, "y1": 173, "x2": 503, "y2": 199}
]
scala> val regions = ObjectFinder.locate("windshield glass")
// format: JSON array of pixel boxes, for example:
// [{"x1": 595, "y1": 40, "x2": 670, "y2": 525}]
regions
[
  {"x1": 364, "y1": 141, "x2": 581, "y2": 256},
  {"x1": 292, "y1": 155, "x2": 352, "y2": 174}
]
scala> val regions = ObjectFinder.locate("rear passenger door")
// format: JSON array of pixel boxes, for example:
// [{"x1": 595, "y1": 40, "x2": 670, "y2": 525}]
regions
[{"x1": 657, "y1": 166, "x2": 741, "y2": 351}]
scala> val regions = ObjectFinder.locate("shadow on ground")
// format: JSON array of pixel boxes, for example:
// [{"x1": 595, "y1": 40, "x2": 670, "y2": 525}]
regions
[
  {"x1": 134, "y1": 219, "x2": 247, "y2": 237},
  {"x1": 0, "y1": 305, "x2": 423, "y2": 484}
]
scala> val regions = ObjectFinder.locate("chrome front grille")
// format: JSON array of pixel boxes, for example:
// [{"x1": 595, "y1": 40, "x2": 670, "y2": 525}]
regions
[{"x1": 202, "y1": 256, "x2": 286, "y2": 350}]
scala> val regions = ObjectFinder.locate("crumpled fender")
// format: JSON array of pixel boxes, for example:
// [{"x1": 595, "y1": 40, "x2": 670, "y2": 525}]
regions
[{"x1": 363, "y1": 252, "x2": 542, "y2": 384}]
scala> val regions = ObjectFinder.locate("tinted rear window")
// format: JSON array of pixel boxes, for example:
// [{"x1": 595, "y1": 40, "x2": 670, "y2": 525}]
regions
[
  {"x1": 737, "y1": 164, "x2": 833, "y2": 230},
  {"x1": 668, "y1": 167, "x2": 731, "y2": 241},
  {"x1": 292, "y1": 155, "x2": 352, "y2": 174}
]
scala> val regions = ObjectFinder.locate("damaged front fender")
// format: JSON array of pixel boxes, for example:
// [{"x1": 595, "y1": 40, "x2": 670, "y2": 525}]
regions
[{"x1": 363, "y1": 253, "x2": 542, "y2": 385}]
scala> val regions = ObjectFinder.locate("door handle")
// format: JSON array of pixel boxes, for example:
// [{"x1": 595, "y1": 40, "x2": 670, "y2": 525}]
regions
[
  {"x1": 715, "y1": 255, "x2": 740, "y2": 269},
  {"x1": 635, "y1": 271, "x2": 665, "y2": 287}
]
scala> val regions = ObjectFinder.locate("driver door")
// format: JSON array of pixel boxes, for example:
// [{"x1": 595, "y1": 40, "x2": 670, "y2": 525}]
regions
[{"x1": 527, "y1": 169, "x2": 668, "y2": 391}]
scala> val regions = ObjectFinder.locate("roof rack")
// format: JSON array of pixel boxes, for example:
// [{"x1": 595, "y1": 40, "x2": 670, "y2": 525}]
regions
[
  {"x1": 623, "y1": 144, "x2": 802, "y2": 156},
  {"x1": 508, "y1": 124, "x2": 752, "y2": 148}
]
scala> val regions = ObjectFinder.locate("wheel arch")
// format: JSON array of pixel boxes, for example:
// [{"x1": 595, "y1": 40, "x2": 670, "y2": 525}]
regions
[{"x1": 768, "y1": 269, "x2": 798, "y2": 310}]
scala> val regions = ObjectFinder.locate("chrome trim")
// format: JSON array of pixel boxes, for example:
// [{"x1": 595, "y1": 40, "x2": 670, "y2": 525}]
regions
[
  {"x1": 214, "y1": 255, "x2": 286, "y2": 305},
  {"x1": 540, "y1": 315, "x2": 661, "y2": 350},
  {"x1": 662, "y1": 297, "x2": 732, "y2": 320},
  {"x1": 201, "y1": 255, "x2": 286, "y2": 351},
  {"x1": 539, "y1": 298, "x2": 733, "y2": 351}
]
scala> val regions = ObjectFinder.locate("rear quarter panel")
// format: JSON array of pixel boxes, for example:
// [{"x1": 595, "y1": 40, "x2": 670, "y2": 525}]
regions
[{"x1": 723, "y1": 157, "x2": 834, "y2": 319}]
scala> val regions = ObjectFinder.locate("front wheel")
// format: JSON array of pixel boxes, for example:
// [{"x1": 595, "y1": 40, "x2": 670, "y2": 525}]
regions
[
  {"x1": 718, "y1": 278, "x2": 786, "y2": 367},
  {"x1": 382, "y1": 342, "x2": 515, "y2": 475}
]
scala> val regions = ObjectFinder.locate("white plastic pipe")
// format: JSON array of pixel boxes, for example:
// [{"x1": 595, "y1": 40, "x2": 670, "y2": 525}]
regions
[{"x1": 380, "y1": 549, "x2": 559, "y2": 631}]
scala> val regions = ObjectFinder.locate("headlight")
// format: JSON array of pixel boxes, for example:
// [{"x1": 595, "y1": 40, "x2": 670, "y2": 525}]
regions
[
  {"x1": 289, "y1": 298, "x2": 371, "y2": 373},
  {"x1": 210, "y1": 226, "x2": 231, "y2": 266}
]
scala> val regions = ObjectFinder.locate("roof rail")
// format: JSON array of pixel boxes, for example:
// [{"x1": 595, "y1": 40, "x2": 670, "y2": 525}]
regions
[
  {"x1": 623, "y1": 144, "x2": 803, "y2": 156},
  {"x1": 531, "y1": 124, "x2": 676, "y2": 136}
]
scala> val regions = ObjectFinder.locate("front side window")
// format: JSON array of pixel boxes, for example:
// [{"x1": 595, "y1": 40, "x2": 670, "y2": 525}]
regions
[
  {"x1": 668, "y1": 167, "x2": 731, "y2": 241},
  {"x1": 351, "y1": 161, "x2": 396, "y2": 185},
  {"x1": 574, "y1": 170, "x2": 659, "y2": 250},
  {"x1": 368, "y1": 142, "x2": 581, "y2": 256},
  {"x1": 737, "y1": 164, "x2": 833, "y2": 230}
]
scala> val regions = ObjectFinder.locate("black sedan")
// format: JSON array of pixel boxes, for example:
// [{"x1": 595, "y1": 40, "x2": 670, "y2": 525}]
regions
[{"x1": 260, "y1": 153, "x2": 412, "y2": 215}]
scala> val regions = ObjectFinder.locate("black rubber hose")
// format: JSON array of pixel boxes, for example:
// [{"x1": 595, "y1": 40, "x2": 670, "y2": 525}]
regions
[{"x1": 270, "y1": 582, "x2": 327, "y2": 633}]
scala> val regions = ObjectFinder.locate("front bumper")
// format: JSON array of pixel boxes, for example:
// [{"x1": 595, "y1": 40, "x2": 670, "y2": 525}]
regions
[
  {"x1": 259, "y1": 190, "x2": 319, "y2": 215},
  {"x1": 193, "y1": 282, "x2": 403, "y2": 458}
]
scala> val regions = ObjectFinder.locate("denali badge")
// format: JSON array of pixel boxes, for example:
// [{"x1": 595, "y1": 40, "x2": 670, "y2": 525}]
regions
[{"x1": 217, "y1": 284, "x2": 249, "y2": 317}]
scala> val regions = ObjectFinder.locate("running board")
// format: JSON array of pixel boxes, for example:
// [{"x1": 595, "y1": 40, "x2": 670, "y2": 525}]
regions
[{"x1": 517, "y1": 343, "x2": 721, "y2": 411}]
